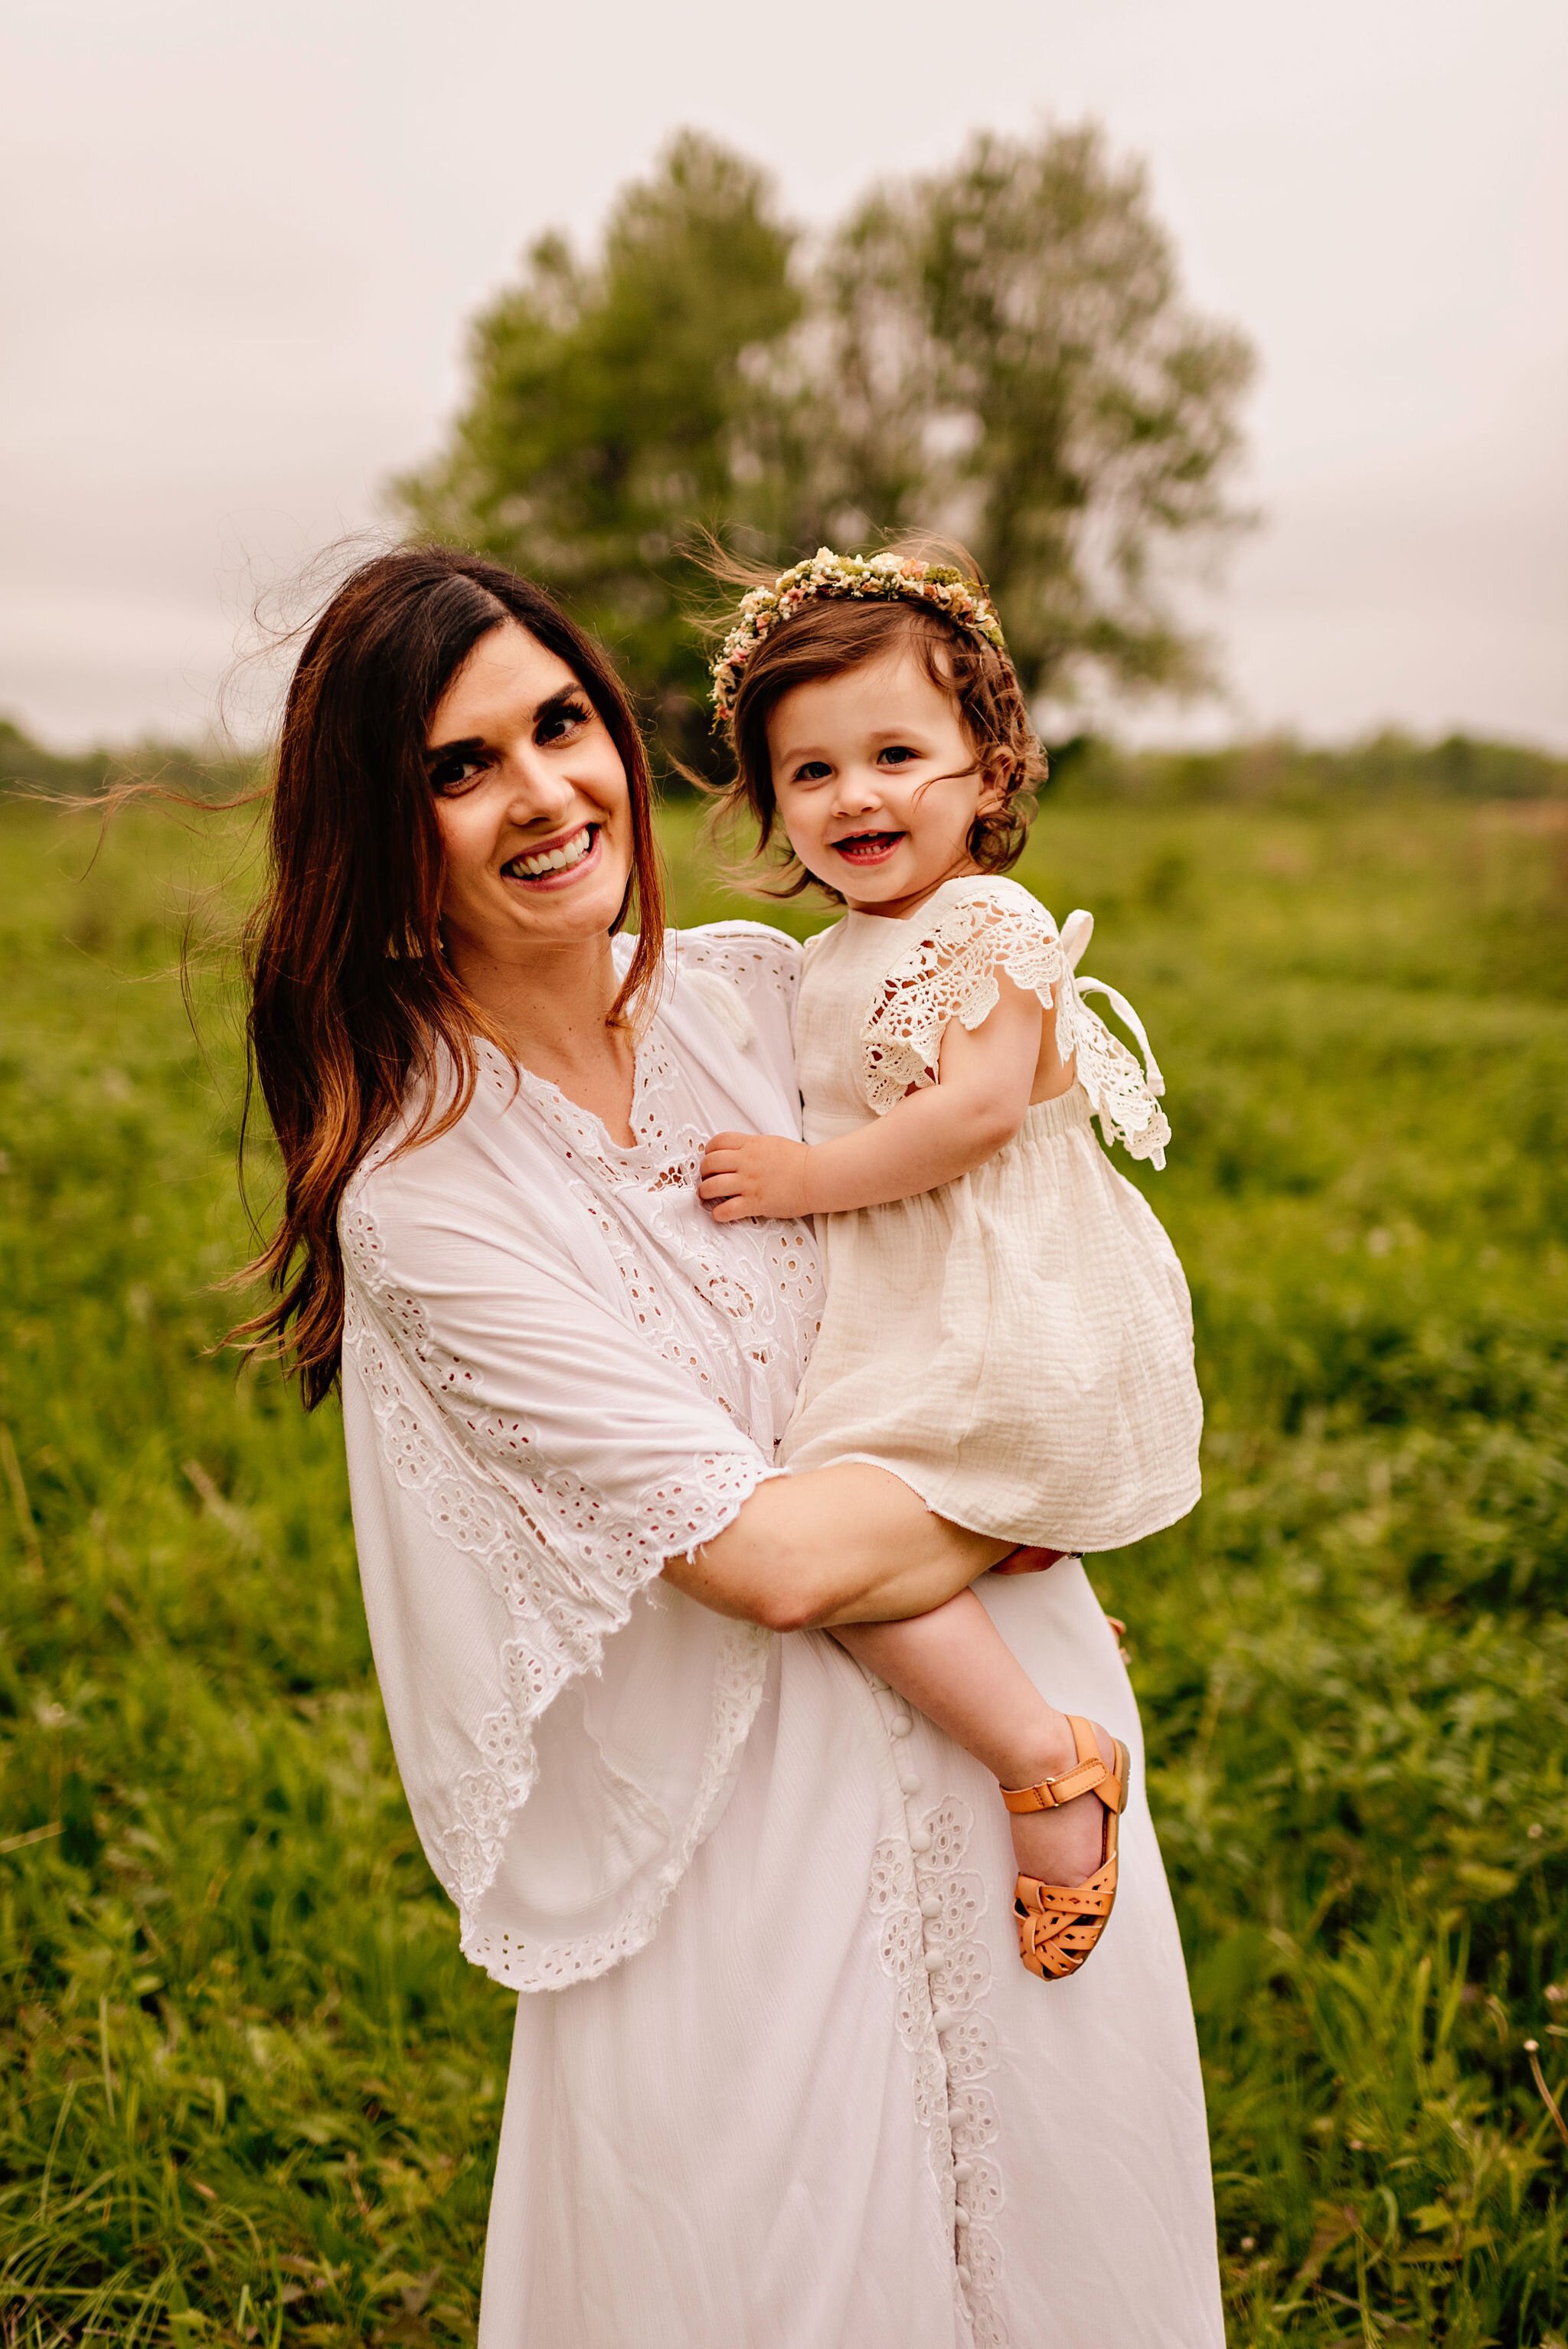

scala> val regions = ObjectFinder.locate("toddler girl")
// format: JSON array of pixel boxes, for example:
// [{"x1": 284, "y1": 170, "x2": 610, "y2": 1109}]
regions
[{"x1": 697, "y1": 549, "x2": 1202, "y2": 1981}]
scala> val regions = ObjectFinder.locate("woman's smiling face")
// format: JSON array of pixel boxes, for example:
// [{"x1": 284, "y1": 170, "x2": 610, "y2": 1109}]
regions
[
  {"x1": 427, "y1": 621, "x2": 634, "y2": 969},
  {"x1": 766, "y1": 643, "x2": 994, "y2": 918}
]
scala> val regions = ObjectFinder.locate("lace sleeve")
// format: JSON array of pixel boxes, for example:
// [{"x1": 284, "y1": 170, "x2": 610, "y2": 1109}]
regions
[
  {"x1": 859, "y1": 881, "x2": 1067, "y2": 1111},
  {"x1": 859, "y1": 883, "x2": 1172, "y2": 1166}
]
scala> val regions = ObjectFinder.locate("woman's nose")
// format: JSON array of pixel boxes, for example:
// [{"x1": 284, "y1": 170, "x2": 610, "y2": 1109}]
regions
[{"x1": 501, "y1": 750, "x2": 575, "y2": 825}]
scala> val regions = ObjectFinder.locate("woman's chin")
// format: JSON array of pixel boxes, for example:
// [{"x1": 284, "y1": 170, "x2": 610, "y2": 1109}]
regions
[{"x1": 497, "y1": 855, "x2": 633, "y2": 937}]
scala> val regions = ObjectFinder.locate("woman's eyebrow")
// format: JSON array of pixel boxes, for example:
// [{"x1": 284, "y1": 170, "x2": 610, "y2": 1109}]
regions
[
  {"x1": 426, "y1": 684, "x2": 583, "y2": 763},
  {"x1": 424, "y1": 731, "x2": 485, "y2": 763}
]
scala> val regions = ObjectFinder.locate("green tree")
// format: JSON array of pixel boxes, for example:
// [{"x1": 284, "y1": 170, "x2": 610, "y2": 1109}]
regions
[
  {"x1": 399, "y1": 125, "x2": 1255, "y2": 753},
  {"x1": 396, "y1": 132, "x2": 802, "y2": 755},
  {"x1": 809, "y1": 126, "x2": 1256, "y2": 701}
]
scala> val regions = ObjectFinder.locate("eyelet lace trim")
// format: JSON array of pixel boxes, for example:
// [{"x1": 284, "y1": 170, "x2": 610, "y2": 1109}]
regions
[
  {"x1": 870, "y1": 1795, "x2": 1008, "y2": 2347},
  {"x1": 672, "y1": 921, "x2": 805, "y2": 1005},
  {"x1": 859, "y1": 882, "x2": 1171, "y2": 1168},
  {"x1": 341, "y1": 1269, "x2": 774, "y2": 1991},
  {"x1": 465, "y1": 1605, "x2": 771, "y2": 1991}
]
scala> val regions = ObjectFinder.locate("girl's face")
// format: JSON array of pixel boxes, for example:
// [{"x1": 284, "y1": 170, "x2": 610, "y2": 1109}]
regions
[
  {"x1": 427, "y1": 621, "x2": 634, "y2": 972},
  {"x1": 766, "y1": 645, "x2": 996, "y2": 918}
]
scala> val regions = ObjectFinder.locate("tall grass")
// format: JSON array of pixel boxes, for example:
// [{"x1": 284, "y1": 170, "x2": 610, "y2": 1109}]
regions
[{"x1": 1, "y1": 789, "x2": 1564, "y2": 2345}]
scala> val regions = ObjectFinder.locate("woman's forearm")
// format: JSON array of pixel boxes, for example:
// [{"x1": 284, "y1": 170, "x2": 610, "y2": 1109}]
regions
[{"x1": 662, "y1": 1462, "x2": 1010, "y2": 1632}]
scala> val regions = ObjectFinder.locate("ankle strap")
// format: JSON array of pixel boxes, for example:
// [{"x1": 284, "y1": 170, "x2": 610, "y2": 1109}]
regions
[{"x1": 1000, "y1": 1716, "x2": 1121, "y2": 1814}]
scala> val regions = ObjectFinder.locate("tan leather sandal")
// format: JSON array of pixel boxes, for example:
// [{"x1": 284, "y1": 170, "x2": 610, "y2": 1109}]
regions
[{"x1": 1001, "y1": 1716, "x2": 1130, "y2": 1982}]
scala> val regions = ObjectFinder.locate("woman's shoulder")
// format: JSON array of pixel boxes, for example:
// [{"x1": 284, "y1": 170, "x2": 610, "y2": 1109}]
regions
[
  {"x1": 665, "y1": 920, "x2": 805, "y2": 1047},
  {"x1": 669, "y1": 919, "x2": 803, "y2": 992}
]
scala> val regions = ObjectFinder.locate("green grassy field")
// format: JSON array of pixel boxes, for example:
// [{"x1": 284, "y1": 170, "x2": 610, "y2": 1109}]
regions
[{"x1": 2, "y1": 787, "x2": 1566, "y2": 2346}]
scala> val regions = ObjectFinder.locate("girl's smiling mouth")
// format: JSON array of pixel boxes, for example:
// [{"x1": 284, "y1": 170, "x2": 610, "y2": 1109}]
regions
[
  {"x1": 500, "y1": 822, "x2": 602, "y2": 889},
  {"x1": 831, "y1": 830, "x2": 906, "y2": 865}
]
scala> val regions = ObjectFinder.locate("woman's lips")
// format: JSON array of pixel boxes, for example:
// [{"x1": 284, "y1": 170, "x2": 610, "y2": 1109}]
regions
[
  {"x1": 501, "y1": 822, "x2": 603, "y2": 890},
  {"x1": 831, "y1": 831, "x2": 904, "y2": 866}
]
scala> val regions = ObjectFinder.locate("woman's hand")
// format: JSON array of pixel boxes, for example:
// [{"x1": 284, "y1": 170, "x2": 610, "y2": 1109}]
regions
[{"x1": 699, "y1": 1131, "x2": 814, "y2": 1222}]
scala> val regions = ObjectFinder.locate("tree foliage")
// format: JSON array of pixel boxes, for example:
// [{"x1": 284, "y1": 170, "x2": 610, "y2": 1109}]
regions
[
  {"x1": 397, "y1": 126, "x2": 1255, "y2": 758},
  {"x1": 812, "y1": 129, "x2": 1256, "y2": 701},
  {"x1": 397, "y1": 134, "x2": 802, "y2": 750}
]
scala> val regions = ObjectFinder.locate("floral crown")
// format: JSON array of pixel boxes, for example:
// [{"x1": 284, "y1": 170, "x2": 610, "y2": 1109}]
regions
[{"x1": 710, "y1": 547, "x2": 1011, "y2": 725}]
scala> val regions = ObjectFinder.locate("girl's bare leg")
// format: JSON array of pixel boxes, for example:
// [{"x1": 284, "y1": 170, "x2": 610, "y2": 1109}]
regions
[{"x1": 835, "y1": 1589, "x2": 1112, "y2": 1886}]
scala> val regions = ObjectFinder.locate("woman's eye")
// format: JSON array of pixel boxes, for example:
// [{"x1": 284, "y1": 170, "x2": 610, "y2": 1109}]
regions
[
  {"x1": 430, "y1": 753, "x2": 487, "y2": 793},
  {"x1": 537, "y1": 699, "x2": 591, "y2": 746}
]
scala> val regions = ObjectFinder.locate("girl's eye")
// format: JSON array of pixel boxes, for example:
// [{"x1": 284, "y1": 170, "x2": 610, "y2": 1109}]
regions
[
  {"x1": 789, "y1": 760, "x2": 832, "y2": 786},
  {"x1": 877, "y1": 744, "x2": 919, "y2": 766},
  {"x1": 537, "y1": 698, "x2": 591, "y2": 746}
]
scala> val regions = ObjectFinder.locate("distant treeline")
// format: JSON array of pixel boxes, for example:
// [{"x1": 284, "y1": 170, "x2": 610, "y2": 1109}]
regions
[
  {"x1": 3, "y1": 713, "x2": 1563, "y2": 809},
  {"x1": 0, "y1": 718, "x2": 256, "y2": 803},
  {"x1": 1049, "y1": 728, "x2": 1568, "y2": 805}
]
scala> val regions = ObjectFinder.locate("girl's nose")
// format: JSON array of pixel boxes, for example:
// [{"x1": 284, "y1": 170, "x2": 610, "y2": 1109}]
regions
[{"x1": 833, "y1": 766, "x2": 884, "y2": 816}]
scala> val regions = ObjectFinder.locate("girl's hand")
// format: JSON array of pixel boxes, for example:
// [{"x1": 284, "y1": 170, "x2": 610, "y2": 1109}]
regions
[{"x1": 699, "y1": 1132, "x2": 813, "y2": 1222}]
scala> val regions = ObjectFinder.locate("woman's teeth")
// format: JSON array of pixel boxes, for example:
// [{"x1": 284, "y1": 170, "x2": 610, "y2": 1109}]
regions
[{"x1": 508, "y1": 825, "x2": 595, "y2": 878}]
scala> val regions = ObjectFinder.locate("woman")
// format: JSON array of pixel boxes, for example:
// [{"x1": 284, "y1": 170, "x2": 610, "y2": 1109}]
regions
[{"x1": 245, "y1": 545, "x2": 1223, "y2": 2346}]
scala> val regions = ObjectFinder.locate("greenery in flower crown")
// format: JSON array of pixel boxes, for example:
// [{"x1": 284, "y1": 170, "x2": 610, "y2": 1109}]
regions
[{"x1": 710, "y1": 548, "x2": 1011, "y2": 724}]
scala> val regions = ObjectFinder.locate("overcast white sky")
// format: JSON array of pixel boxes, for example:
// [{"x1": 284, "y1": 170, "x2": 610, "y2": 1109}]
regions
[{"x1": 3, "y1": 0, "x2": 1565, "y2": 748}]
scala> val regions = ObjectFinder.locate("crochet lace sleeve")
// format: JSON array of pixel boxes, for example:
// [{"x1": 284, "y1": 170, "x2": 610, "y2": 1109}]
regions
[
  {"x1": 859, "y1": 883, "x2": 1067, "y2": 1112},
  {"x1": 859, "y1": 884, "x2": 1172, "y2": 1165}
]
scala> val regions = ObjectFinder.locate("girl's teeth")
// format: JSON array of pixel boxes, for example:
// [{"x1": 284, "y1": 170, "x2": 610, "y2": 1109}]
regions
[{"x1": 514, "y1": 826, "x2": 593, "y2": 878}]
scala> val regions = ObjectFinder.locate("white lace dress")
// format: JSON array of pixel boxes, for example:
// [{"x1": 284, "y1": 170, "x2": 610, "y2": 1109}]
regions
[
  {"x1": 338, "y1": 920, "x2": 1223, "y2": 2349},
  {"x1": 782, "y1": 875, "x2": 1203, "y2": 1553}
]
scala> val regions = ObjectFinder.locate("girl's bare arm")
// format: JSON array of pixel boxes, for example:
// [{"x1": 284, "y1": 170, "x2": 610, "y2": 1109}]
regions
[{"x1": 698, "y1": 976, "x2": 1044, "y2": 1222}]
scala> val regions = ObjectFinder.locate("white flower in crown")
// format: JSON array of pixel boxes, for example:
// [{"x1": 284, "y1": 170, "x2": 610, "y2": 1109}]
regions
[{"x1": 710, "y1": 546, "x2": 1011, "y2": 723}]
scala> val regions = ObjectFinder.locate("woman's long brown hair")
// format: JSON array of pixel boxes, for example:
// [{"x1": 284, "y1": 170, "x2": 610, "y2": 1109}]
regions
[{"x1": 240, "y1": 546, "x2": 665, "y2": 1407}]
